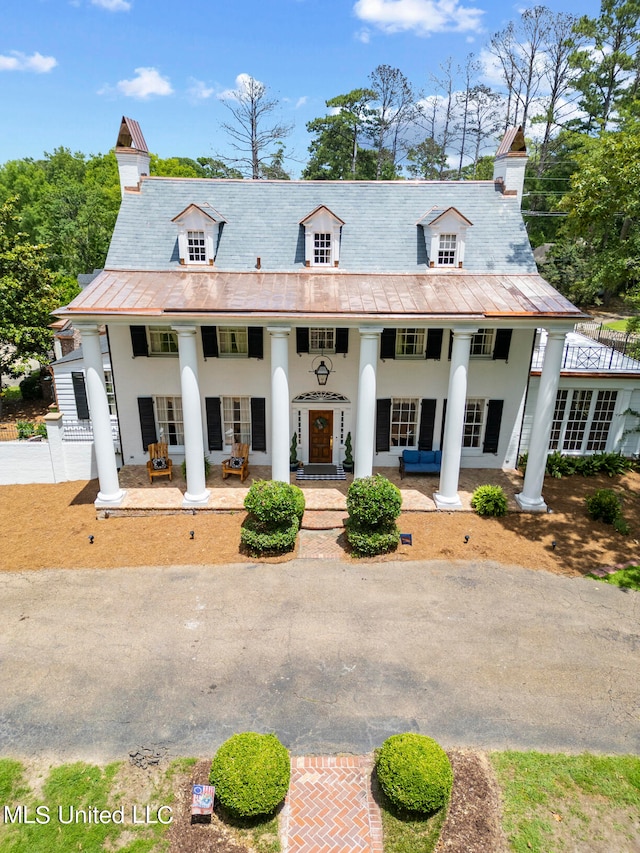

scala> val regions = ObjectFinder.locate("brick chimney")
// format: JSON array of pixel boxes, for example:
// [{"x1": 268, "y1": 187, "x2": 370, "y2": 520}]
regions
[
  {"x1": 493, "y1": 126, "x2": 527, "y2": 206},
  {"x1": 114, "y1": 116, "x2": 150, "y2": 197}
]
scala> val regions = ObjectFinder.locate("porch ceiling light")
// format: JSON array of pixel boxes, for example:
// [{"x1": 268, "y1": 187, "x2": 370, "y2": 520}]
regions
[{"x1": 310, "y1": 356, "x2": 333, "y2": 386}]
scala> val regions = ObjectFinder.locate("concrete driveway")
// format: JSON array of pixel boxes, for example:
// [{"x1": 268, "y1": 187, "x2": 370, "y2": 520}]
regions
[{"x1": 0, "y1": 559, "x2": 638, "y2": 760}]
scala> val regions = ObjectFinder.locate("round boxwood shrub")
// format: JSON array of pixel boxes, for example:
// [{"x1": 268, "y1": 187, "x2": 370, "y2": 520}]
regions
[
  {"x1": 585, "y1": 488, "x2": 623, "y2": 524},
  {"x1": 470, "y1": 484, "x2": 508, "y2": 517},
  {"x1": 244, "y1": 480, "x2": 301, "y2": 526},
  {"x1": 345, "y1": 519, "x2": 400, "y2": 557},
  {"x1": 209, "y1": 732, "x2": 290, "y2": 818},
  {"x1": 240, "y1": 515, "x2": 299, "y2": 556},
  {"x1": 376, "y1": 733, "x2": 453, "y2": 815},
  {"x1": 346, "y1": 476, "x2": 402, "y2": 527}
]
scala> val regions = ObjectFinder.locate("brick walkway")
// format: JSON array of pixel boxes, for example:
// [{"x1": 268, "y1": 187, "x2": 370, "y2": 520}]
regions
[{"x1": 283, "y1": 756, "x2": 383, "y2": 853}]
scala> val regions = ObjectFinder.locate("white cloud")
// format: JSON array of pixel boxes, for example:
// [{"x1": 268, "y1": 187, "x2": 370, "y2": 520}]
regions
[
  {"x1": 0, "y1": 51, "x2": 57, "y2": 73},
  {"x1": 188, "y1": 78, "x2": 215, "y2": 101},
  {"x1": 295, "y1": 96, "x2": 308, "y2": 109},
  {"x1": 353, "y1": 0, "x2": 485, "y2": 35},
  {"x1": 356, "y1": 28, "x2": 371, "y2": 43},
  {"x1": 108, "y1": 67, "x2": 173, "y2": 99},
  {"x1": 91, "y1": 0, "x2": 131, "y2": 10},
  {"x1": 218, "y1": 73, "x2": 264, "y2": 101}
]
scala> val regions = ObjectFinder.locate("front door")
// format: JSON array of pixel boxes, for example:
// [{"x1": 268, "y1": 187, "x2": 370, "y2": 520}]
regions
[{"x1": 309, "y1": 410, "x2": 333, "y2": 464}]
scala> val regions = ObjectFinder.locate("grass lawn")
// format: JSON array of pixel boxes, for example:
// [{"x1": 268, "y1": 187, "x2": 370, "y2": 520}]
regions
[
  {"x1": 490, "y1": 752, "x2": 640, "y2": 853},
  {"x1": 589, "y1": 564, "x2": 640, "y2": 590},
  {"x1": 379, "y1": 792, "x2": 447, "y2": 853},
  {"x1": 603, "y1": 319, "x2": 631, "y2": 331}
]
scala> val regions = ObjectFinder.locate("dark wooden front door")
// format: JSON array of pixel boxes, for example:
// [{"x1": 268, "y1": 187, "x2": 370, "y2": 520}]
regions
[{"x1": 309, "y1": 410, "x2": 333, "y2": 464}]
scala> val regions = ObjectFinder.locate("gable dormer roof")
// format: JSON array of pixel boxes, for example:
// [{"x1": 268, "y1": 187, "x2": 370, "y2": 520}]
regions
[
  {"x1": 419, "y1": 206, "x2": 473, "y2": 228},
  {"x1": 172, "y1": 203, "x2": 226, "y2": 224},
  {"x1": 115, "y1": 116, "x2": 148, "y2": 153},
  {"x1": 300, "y1": 204, "x2": 345, "y2": 226}
]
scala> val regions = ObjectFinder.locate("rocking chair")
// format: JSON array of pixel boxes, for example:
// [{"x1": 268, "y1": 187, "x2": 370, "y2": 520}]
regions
[
  {"x1": 146, "y1": 441, "x2": 173, "y2": 483},
  {"x1": 221, "y1": 442, "x2": 250, "y2": 482}
]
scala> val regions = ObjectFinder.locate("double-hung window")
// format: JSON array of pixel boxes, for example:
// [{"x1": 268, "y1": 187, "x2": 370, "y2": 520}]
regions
[
  {"x1": 391, "y1": 398, "x2": 419, "y2": 447},
  {"x1": 149, "y1": 327, "x2": 178, "y2": 356},
  {"x1": 438, "y1": 234, "x2": 457, "y2": 266},
  {"x1": 463, "y1": 399, "x2": 485, "y2": 448},
  {"x1": 470, "y1": 329, "x2": 494, "y2": 357},
  {"x1": 187, "y1": 230, "x2": 206, "y2": 263},
  {"x1": 309, "y1": 328, "x2": 335, "y2": 353},
  {"x1": 396, "y1": 328, "x2": 425, "y2": 358},
  {"x1": 156, "y1": 396, "x2": 184, "y2": 446},
  {"x1": 104, "y1": 370, "x2": 117, "y2": 416},
  {"x1": 218, "y1": 327, "x2": 248, "y2": 356},
  {"x1": 314, "y1": 233, "x2": 332, "y2": 265},
  {"x1": 222, "y1": 396, "x2": 251, "y2": 445}
]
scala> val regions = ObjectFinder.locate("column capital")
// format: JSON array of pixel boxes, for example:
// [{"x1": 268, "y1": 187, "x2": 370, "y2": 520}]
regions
[
  {"x1": 545, "y1": 327, "x2": 572, "y2": 341},
  {"x1": 358, "y1": 326, "x2": 384, "y2": 337},
  {"x1": 267, "y1": 326, "x2": 291, "y2": 336},
  {"x1": 171, "y1": 324, "x2": 197, "y2": 336},
  {"x1": 74, "y1": 322, "x2": 101, "y2": 336},
  {"x1": 450, "y1": 327, "x2": 479, "y2": 338}
]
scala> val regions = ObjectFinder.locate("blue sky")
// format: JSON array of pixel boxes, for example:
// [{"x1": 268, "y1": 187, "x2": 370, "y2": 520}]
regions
[{"x1": 3, "y1": 0, "x2": 602, "y2": 177}]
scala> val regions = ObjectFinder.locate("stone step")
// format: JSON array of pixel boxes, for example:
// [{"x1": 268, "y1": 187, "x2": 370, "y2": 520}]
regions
[{"x1": 301, "y1": 510, "x2": 348, "y2": 530}]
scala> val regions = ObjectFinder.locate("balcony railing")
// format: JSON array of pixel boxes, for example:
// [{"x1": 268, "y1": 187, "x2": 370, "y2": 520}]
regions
[{"x1": 532, "y1": 343, "x2": 640, "y2": 372}]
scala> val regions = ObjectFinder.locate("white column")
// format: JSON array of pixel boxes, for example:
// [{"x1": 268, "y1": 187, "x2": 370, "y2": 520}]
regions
[
  {"x1": 174, "y1": 325, "x2": 209, "y2": 505},
  {"x1": 76, "y1": 323, "x2": 124, "y2": 505},
  {"x1": 434, "y1": 329, "x2": 475, "y2": 509},
  {"x1": 354, "y1": 327, "x2": 383, "y2": 479},
  {"x1": 516, "y1": 328, "x2": 568, "y2": 512},
  {"x1": 268, "y1": 326, "x2": 291, "y2": 482}
]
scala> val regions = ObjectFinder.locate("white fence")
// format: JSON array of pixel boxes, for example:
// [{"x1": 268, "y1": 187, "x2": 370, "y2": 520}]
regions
[{"x1": 0, "y1": 413, "x2": 98, "y2": 485}]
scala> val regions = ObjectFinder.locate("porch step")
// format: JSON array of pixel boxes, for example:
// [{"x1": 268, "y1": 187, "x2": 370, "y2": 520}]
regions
[{"x1": 301, "y1": 510, "x2": 348, "y2": 530}]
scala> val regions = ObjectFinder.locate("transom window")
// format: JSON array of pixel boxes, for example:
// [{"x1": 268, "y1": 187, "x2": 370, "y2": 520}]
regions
[
  {"x1": 470, "y1": 328, "x2": 495, "y2": 357},
  {"x1": 391, "y1": 398, "x2": 418, "y2": 447},
  {"x1": 314, "y1": 233, "x2": 332, "y2": 265},
  {"x1": 156, "y1": 396, "x2": 184, "y2": 446},
  {"x1": 396, "y1": 328, "x2": 426, "y2": 358},
  {"x1": 223, "y1": 396, "x2": 251, "y2": 445},
  {"x1": 310, "y1": 328, "x2": 335, "y2": 353},
  {"x1": 548, "y1": 389, "x2": 618, "y2": 453},
  {"x1": 438, "y1": 234, "x2": 457, "y2": 266},
  {"x1": 187, "y1": 230, "x2": 206, "y2": 262},
  {"x1": 218, "y1": 327, "x2": 248, "y2": 356},
  {"x1": 149, "y1": 327, "x2": 178, "y2": 355},
  {"x1": 463, "y1": 399, "x2": 485, "y2": 448}
]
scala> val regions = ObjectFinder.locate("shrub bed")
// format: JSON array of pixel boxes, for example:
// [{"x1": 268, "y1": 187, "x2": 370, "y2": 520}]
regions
[
  {"x1": 376, "y1": 733, "x2": 453, "y2": 815},
  {"x1": 209, "y1": 732, "x2": 290, "y2": 818},
  {"x1": 241, "y1": 480, "x2": 305, "y2": 556},
  {"x1": 519, "y1": 451, "x2": 634, "y2": 479},
  {"x1": 345, "y1": 475, "x2": 402, "y2": 557},
  {"x1": 470, "y1": 484, "x2": 508, "y2": 517}
]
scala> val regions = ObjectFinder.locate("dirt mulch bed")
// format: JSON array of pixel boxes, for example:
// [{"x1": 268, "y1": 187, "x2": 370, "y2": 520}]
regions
[{"x1": 1, "y1": 471, "x2": 639, "y2": 575}]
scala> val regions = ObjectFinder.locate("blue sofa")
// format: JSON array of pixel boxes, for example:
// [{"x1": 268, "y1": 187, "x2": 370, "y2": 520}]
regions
[{"x1": 399, "y1": 449, "x2": 442, "y2": 478}]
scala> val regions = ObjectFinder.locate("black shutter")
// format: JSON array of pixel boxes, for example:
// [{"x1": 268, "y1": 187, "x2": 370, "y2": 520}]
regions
[
  {"x1": 201, "y1": 326, "x2": 218, "y2": 358},
  {"x1": 137, "y1": 397, "x2": 157, "y2": 450},
  {"x1": 483, "y1": 399, "x2": 504, "y2": 453},
  {"x1": 425, "y1": 329, "x2": 443, "y2": 360},
  {"x1": 130, "y1": 326, "x2": 148, "y2": 357},
  {"x1": 447, "y1": 331, "x2": 453, "y2": 360},
  {"x1": 493, "y1": 329, "x2": 512, "y2": 361},
  {"x1": 440, "y1": 399, "x2": 447, "y2": 449},
  {"x1": 376, "y1": 398, "x2": 392, "y2": 452},
  {"x1": 296, "y1": 328, "x2": 310, "y2": 354},
  {"x1": 72, "y1": 372, "x2": 90, "y2": 420},
  {"x1": 335, "y1": 328, "x2": 349, "y2": 354},
  {"x1": 251, "y1": 397, "x2": 267, "y2": 451},
  {"x1": 205, "y1": 397, "x2": 223, "y2": 451},
  {"x1": 380, "y1": 329, "x2": 396, "y2": 360},
  {"x1": 418, "y1": 399, "x2": 437, "y2": 451},
  {"x1": 248, "y1": 327, "x2": 264, "y2": 359}
]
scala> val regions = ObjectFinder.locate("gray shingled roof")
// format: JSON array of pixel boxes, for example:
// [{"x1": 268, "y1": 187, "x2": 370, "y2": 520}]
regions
[{"x1": 106, "y1": 177, "x2": 538, "y2": 275}]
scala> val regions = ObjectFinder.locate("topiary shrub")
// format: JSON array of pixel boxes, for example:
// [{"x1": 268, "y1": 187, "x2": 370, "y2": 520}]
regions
[
  {"x1": 470, "y1": 484, "x2": 508, "y2": 517},
  {"x1": 209, "y1": 732, "x2": 290, "y2": 818},
  {"x1": 241, "y1": 481, "x2": 305, "y2": 556},
  {"x1": 376, "y1": 733, "x2": 453, "y2": 815},
  {"x1": 345, "y1": 476, "x2": 402, "y2": 557},
  {"x1": 585, "y1": 488, "x2": 623, "y2": 524},
  {"x1": 240, "y1": 515, "x2": 299, "y2": 556},
  {"x1": 244, "y1": 480, "x2": 300, "y2": 526}
]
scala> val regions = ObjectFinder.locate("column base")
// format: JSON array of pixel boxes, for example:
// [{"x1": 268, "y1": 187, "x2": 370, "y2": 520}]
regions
[
  {"x1": 515, "y1": 492, "x2": 548, "y2": 513},
  {"x1": 183, "y1": 490, "x2": 211, "y2": 507},
  {"x1": 95, "y1": 489, "x2": 126, "y2": 507},
  {"x1": 433, "y1": 491, "x2": 463, "y2": 510}
]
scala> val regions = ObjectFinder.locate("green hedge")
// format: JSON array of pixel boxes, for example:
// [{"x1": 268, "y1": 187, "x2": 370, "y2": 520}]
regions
[
  {"x1": 209, "y1": 732, "x2": 290, "y2": 818},
  {"x1": 376, "y1": 733, "x2": 453, "y2": 815},
  {"x1": 519, "y1": 451, "x2": 634, "y2": 479},
  {"x1": 346, "y1": 475, "x2": 402, "y2": 527},
  {"x1": 244, "y1": 480, "x2": 302, "y2": 526},
  {"x1": 470, "y1": 484, "x2": 508, "y2": 517},
  {"x1": 345, "y1": 519, "x2": 400, "y2": 557},
  {"x1": 240, "y1": 515, "x2": 299, "y2": 556}
]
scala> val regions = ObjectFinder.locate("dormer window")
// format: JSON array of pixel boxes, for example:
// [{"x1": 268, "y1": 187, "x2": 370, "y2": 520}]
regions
[
  {"x1": 418, "y1": 207, "x2": 472, "y2": 269},
  {"x1": 172, "y1": 203, "x2": 226, "y2": 266},
  {"x1": 301, "y1": 205, "x2": 344, "y2": 268}
]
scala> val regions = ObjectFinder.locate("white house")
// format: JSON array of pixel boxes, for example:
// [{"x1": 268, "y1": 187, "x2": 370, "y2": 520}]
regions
[{"x1": 55, "y1": 117, "x2": 589, "y2": 510}]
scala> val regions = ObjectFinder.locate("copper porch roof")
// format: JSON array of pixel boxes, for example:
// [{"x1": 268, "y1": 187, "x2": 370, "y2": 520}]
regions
[{"x1": 58, "y1": 269, "x2": 586, "y2": 321}]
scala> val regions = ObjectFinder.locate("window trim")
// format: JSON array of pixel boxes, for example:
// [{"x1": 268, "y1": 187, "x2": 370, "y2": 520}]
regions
[
  {"x1": 218, "y1": 326, "x2": 249, "y2": 357},
  {"x1": 155, "y1": 395, "x2": 184, "y2": 447},
  {"x1": 309, "y1": 327, "x2": 336, "y2": 354},
  {"x1": 549, "y1": 388, "x2": 618, "y2": 454},
  {"x1": 463, "y1": 398, "x2": 485, "y2": 449},
  {"x1": 470, "y1": 328, "x2": 495, "y2": 358},
  {"x1": 395, "y1": 328, "x2": 426, "y2": 359},
  {"x1": 222, "y1": 396, "x2": 252, "y2": 446},
  {"x1": 148, "y1": 326, "x2": 179, "y2": 357},
  {"x1": 390, "y1": 397, "x2": 419, "y2": 448}
]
